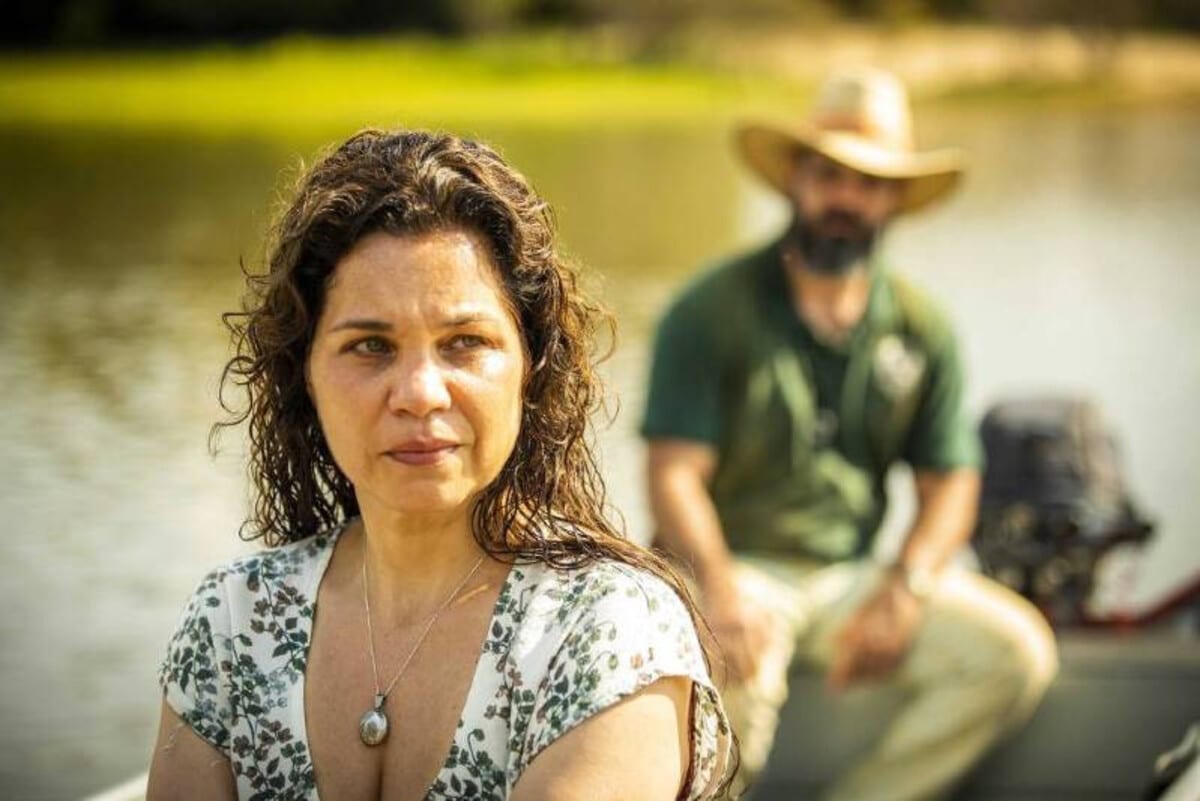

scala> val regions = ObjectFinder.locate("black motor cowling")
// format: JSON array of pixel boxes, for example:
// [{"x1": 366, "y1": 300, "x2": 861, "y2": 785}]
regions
[{"x1": 972, "y1": 397, "x2": 1154, "y2": 626}]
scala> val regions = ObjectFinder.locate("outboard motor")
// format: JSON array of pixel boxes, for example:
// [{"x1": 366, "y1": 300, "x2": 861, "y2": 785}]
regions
[{"x1": 972, "y1": 397, "x2": 1154, "y2": 627}]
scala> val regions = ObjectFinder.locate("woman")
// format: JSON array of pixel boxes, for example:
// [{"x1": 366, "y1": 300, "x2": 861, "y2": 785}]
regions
[{"x1": 148, "y1": 129, "x2": 732, "y2": 800}]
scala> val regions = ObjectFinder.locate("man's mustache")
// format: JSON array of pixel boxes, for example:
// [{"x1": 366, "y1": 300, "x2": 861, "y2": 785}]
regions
[{"x1": 816, "y1": 210, "x2": 871, "y2": 238}]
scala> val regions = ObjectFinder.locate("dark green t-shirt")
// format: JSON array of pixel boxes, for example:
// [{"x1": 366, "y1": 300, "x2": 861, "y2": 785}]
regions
[{"x1": 641, "y1": 238, "x2": 981, "y2": 561}]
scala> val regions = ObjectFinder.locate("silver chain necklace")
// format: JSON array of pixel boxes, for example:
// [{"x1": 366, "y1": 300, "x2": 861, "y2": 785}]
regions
[{"x1": 358, "y1": 545, "x2": 486, "y2": 747}]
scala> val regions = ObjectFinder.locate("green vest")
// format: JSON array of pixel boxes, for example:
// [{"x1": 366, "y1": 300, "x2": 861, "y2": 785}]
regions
[{"x1": 643, "y1": 238, "x2": 970, "y2": 561}]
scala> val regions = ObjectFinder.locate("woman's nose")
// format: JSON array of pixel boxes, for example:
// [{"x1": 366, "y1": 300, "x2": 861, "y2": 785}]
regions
[{"x1": 386, "y1": 354, "x2": 451, "y2": 417}]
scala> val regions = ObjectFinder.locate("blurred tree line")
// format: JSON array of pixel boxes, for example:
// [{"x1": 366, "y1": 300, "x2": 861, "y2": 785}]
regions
[{"x1": 6, "y1": 0, "x2": 1199, "y2": 48}]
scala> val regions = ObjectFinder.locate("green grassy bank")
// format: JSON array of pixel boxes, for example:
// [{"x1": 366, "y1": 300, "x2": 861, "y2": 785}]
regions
[
  {"x1": 1, "y1": 26, "x2": 1196, "y2": 137},
  {"x1": 0, "y1": 34, "x2": 802, "y2": 136}
]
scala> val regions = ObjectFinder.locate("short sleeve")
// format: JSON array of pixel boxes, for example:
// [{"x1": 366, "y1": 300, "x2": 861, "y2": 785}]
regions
[
  {"x1": 641, "y1": 294, "x2": 726, "y2": 446},
  {"x1": 158, "y1": 570, "x2": 235, "y2": 756},
  {"x1": 514, "y1": 565, "x2": 731, "y2": 799},
  {"x1": 902, "y1": 333, "x2": 983, "y2": 472}
]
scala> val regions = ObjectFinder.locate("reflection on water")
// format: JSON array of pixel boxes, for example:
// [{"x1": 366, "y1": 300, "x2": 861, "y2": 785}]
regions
[{"x1": 1, "y1": 107, "x2": 1198, "y2": 798}]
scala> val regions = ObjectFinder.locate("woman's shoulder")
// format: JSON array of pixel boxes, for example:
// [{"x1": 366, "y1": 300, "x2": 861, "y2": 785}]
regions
[
  {"x1": 517, "y1": 558, "x2": 690, "y2": 626},
  {"x1": 159, "y1": 527, "x2": 341, "y2": 768},
  {"x1": 505, "y1": 557, "x2": 705, "y2": 676}
]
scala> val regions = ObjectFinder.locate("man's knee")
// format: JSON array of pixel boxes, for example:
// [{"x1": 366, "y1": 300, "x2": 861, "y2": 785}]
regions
[
  {"x1": 926, "y1": 571, "x2": 1059, "y2": 719},
  {"x1": 959, "y1": 575, "x2": 1059, "y2": 722},
  {"x1": 996, "y1": 595, "x2": 1058, "y2": 723}
]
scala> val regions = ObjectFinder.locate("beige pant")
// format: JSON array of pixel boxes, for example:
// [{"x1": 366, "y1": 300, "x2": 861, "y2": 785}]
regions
[{"x1": 722, "y1": 556, "x2": 1059, "y2": 801}]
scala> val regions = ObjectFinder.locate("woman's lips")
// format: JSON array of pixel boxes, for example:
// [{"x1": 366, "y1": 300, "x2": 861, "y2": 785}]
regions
[{"x1": 385, "y1": 443, "x2": 459, "y2": 466}]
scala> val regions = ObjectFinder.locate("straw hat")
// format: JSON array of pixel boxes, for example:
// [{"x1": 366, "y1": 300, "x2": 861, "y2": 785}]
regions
[{"x1": 736, "y1": 67, "x2": 964, "y2": 214}]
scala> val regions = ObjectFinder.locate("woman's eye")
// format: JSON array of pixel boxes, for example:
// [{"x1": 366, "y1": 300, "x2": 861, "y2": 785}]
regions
[
  {"x1": 349, "y1": 337, "x2": 392, "y2": 356},
  {"x1": 446, "y1": 334, "x2": 486, "y2": 351}
]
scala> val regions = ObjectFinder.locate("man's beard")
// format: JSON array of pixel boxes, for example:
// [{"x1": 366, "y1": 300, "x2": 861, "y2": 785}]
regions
[{"x1": 786, "y1": 209, "x2": 881, "y2": 276}]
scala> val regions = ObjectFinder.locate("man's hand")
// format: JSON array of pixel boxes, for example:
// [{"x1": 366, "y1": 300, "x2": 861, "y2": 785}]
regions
[
  {"x1": 827, "y1": 469, "x2": 978, "y2": 691},
  {"x1": 828, "y1": 569, "x2": 924, "y2": 691},
  {"x1": 701, "y1": 580, "x2": 775, "y2": 687}
]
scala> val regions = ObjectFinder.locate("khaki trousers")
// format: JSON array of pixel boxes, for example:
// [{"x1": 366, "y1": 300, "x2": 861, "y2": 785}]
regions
[{"x1": 722, "y1": 556, "x2": 1058, "y2": 801}]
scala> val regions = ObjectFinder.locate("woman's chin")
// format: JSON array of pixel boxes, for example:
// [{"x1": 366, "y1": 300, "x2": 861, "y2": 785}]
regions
[{"x1": 374, "y1": 483, "x2": 475, "y2": 518}]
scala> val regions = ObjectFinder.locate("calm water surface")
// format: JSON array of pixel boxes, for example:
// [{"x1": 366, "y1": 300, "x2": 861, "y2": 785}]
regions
[{"x1": 2, "y1": 105, "x2": 1198, "y2": 798}]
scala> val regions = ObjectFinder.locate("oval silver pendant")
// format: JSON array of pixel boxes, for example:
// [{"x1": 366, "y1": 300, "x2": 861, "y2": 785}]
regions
[{"x1": 359, "y1": 708, "x2": 389, "y2": 746}]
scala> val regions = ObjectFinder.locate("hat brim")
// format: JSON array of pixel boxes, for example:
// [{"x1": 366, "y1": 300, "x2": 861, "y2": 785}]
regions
[{"x1": 735, "y1": 122, "x2": 964, "y2": 214}]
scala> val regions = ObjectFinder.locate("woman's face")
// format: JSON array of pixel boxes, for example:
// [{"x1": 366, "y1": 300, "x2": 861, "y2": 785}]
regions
[{"x1": 307, "y1": 229, "x2": 526, "y2": 518}]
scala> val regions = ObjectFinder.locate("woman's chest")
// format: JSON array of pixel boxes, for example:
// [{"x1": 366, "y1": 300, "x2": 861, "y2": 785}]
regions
[{"x1": 302, "y1": 586, "x2": 508, "y2": 801}]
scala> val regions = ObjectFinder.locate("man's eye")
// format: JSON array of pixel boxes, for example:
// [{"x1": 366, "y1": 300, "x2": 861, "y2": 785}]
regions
[{"x1": 815, "y1": 164, "x2": 842, "y2": 183}]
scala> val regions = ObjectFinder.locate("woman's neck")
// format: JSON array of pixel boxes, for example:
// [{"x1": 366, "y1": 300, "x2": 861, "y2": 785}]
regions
[{"x1": 354, "y1": 501, "x2": 488, "y2": 626}]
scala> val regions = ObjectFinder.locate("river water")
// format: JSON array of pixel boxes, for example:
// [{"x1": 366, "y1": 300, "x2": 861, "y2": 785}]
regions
[{"x1": 1, "y1": 103, "x2": 1198, "y2": 798}]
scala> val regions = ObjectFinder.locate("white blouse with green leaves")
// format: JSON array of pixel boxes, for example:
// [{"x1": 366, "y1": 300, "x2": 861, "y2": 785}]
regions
[{"x1": 160, "y1": 524, "x2": 731, "y2": 800}]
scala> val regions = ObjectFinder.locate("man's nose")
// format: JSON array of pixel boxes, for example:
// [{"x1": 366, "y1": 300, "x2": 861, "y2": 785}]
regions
[
  {"x1": 386, "y1": 353, "x2": 452, "y2": 417},
  {"x1": 826, "y1": 172, "x2": 872, "y2": 209}
]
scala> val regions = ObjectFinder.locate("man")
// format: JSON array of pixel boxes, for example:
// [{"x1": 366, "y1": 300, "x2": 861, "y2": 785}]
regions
[{"x1": 642, "y1": 68, "x2": 1058, "y2": 800}]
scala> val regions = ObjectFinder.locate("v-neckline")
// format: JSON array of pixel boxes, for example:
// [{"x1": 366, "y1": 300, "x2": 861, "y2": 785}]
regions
[{"x1": 297, "y1": 522, "x2": 520, "y2": 801}]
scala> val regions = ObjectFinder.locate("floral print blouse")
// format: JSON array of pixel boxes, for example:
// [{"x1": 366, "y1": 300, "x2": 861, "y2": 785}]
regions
[{"x1": 160, "y1": 524, "x2": 731, "y2": 800}]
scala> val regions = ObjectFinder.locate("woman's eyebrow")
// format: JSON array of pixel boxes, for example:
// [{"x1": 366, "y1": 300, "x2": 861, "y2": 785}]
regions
[
  {"x1": 328, "y1": 319, "x2": 392, "y2": 333},
  {"x1": 327, "y1": 310, "x2": 503, "y2": 333},
  {"x1": 442, "y1": 312, "x2": 499, "y2": 327}
]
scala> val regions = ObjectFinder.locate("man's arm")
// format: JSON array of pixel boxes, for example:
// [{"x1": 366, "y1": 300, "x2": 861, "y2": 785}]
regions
[
  {"x1": 648, "y1": 439, "x2": 771, "y2": 684},
  {"x1": 647, "y1": 440, "x2": 730, "y2": 592},
  {"x1": 900, "y1": 467, "x2": 981, "y2": 577},
  {"x1": 893, "y1": 324, "x2": 983, "y2": 579}
]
